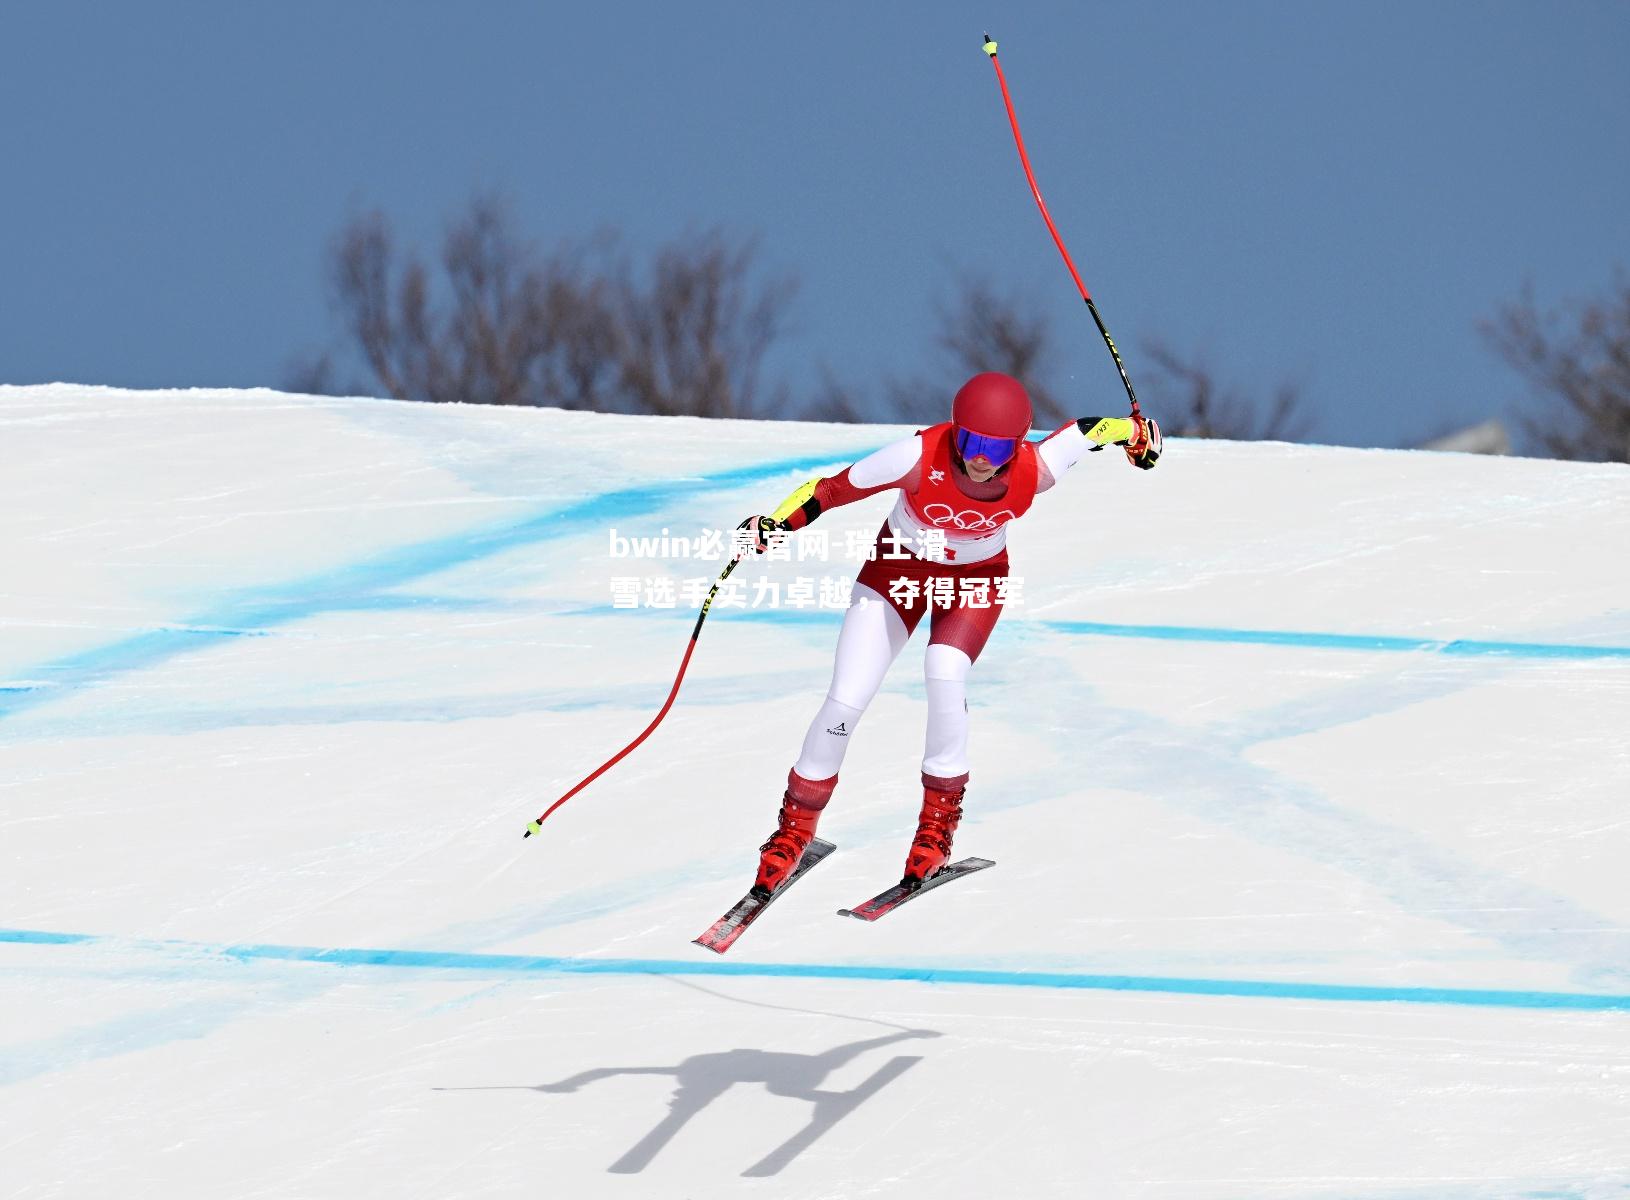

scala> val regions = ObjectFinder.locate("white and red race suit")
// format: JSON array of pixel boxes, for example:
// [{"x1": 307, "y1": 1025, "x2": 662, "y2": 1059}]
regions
[
  {"x1": 767, "y1": 418, "x2": 1100, "y2": 796},
  {"x1": 888, "y1": 420, "x2": 1040, "y2": 563}
]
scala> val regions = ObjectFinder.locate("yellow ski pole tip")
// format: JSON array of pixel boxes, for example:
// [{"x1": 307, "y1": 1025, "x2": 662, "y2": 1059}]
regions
[
  {"x1": 982, "y1": 35, "x2": 998, "y2": 57},
  {"x1": 524, "y1": 820, "x2": 541, "y2": 838}
]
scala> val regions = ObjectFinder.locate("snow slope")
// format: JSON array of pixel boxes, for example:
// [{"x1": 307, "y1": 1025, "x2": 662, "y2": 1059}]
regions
[{"x1": 3, "y1": 384, "x2": 1629, "y2": 1199}]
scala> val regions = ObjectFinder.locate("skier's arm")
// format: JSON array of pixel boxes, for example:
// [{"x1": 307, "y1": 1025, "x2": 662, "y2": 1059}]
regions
[
  {"x1": 1038, "y1": 416, "x2": 1162, "y2": 483},
  {"x1": 744, "y1": 436, "x2": 923, "y2": 549},
  {"x1": 1079, "y1": 416, "x2": 1140, "y2": 447},
  {"x1": 767, "y1": 470, "x2": 891, "y2": 530}
]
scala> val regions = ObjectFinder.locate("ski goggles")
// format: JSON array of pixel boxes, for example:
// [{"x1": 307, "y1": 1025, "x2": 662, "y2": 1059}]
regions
[{"x1": 954, "y1": 427, "x2": 1020, "y2": 467}]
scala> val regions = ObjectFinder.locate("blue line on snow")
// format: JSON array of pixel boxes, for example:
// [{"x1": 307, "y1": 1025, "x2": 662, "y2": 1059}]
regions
[
  {"x1": 0, "y1": 448, "x2": 868, "y2": 724},
  {"x1": 1034, "y1": 619, "x2": 1630, "y2": 661},
  {"x1": 4, "y1": 929, "x2": 1626, "y2": 1012},
  {"x1": 556, "y1": 605, "x2": 1630, "y2": 662},
  {"x1": 1, "y1": 929, "x2": 97, "y2": 945}
]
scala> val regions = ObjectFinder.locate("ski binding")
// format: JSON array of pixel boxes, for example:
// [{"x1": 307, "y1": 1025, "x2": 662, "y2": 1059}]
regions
[
  {"x1": 693, "y1": 838, "x2": 837, "y2": 954},
  {"x1": 837, "y1": 856, "x2": 995, "y2": 922}
]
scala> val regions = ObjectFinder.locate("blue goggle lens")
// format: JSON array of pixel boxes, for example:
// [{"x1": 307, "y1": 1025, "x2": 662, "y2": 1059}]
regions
[{"x1": 955, "y1": 428, "x2": 1018, "y2": 467}]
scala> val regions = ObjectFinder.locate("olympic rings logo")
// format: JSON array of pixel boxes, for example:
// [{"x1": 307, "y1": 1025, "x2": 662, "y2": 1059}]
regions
[{"x1": 920, "y1": 503, "x2": 1016, "y2": 532}]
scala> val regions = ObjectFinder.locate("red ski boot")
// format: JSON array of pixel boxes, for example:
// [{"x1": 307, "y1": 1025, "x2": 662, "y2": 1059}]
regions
[
  {"x1": 903, "y1": 773, "x2": 967, "y2": 886},
  {"x1": 753, "y1": 769, "x2": 837, "y2": 897}
]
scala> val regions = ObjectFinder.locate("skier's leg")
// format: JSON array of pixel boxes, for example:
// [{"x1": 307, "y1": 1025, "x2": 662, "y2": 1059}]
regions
[
  {"x1": 906, "y1": 641, "x2": 973, "y2": 883},
  {"x1": 904, "y1": 564, "x2": 1007, "y2": 882},
  {"x1": 792, "y1": 582, "x2": 914, "y2": 781},
  {"x1": 920, "y1": 559, "x2": 1009, "y2": 773},
  {"x1": 758, "y1": 582, "x2": 918, "y2": 894},
  {"x1": 921, "y1": 641, "x2": 972, "y2": 781}
]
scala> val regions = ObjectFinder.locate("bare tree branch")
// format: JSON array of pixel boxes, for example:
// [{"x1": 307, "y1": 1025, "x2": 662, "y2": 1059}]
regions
[
  {"x1": 815, "y1": 277, "x2": 1075, "y2": 428},
  {"x1": 298, "y1": 198, "x2": 796, "y2": 418},
  {"x1": 1140, "y1": 339, "x2": 1315, "y2": 442},
  {"x1": 282, "y1": 351, "x2": 338, "y2": 398},
  {"x1": 798, "y1": 365, "x2": 869, "y2": 424},
  {"x1": 534, "y1": 253, "x2": 620, "y2": 412},
  {"x1": 331, "y1": 212, "x2": 405, "y2": 399},
  {"x1": 616, "y1": 232, "x2": 795, "y2": 419},
  {"x1": 932, "y1": 277, "x2": 1068, "y2": 428},
  {"x1": 1481, "y1": 275, "x2": 1630, "y2": 462},
  {"x1": 799, "y1": 276, "x2": 1318, "y2": 441}
]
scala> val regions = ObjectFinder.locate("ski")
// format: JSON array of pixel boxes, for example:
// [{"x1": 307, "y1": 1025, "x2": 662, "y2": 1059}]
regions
[
  {"x1": 693, "y1": 838, "x2": 837, "y2": 954},
  {"x1": 837, "y1": 856, "x2": 995, "y2": 922}
]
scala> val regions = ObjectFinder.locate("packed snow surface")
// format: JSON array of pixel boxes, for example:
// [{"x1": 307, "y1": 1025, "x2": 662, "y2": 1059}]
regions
[{"x1": 3, "y1": 385, "x2": 1629, "y2": 1198}]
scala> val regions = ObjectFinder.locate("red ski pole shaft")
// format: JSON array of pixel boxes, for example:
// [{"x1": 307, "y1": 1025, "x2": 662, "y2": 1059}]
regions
[
  {"x1": 523, "y1": 536, "x2": 749, "y2": 839},
  {"x1": 982, "y1": 33, "x2": 1142, "y2": 420}
]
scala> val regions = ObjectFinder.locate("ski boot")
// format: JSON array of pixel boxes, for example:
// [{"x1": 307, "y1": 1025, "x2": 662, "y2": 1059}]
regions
[
  {"x1": 753, "y1": 769, "x2": 837, "y2": 898},
  {"x1": 902, "y1": 772, "x2": 967, "y2": 887}
]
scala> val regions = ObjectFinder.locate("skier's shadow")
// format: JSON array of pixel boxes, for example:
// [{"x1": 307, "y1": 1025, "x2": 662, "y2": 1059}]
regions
[{"x1": 443, "y1": 1029, "x2": 939, "y2": 1176}]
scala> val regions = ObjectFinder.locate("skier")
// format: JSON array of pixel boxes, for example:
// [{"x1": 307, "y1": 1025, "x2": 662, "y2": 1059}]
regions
[{"x1": 739, "y1": 371, "x2": 1160, "y2": 897}]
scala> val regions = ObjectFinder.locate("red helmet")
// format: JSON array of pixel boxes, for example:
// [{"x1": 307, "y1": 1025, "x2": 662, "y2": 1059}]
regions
[{"x1": 951, "y1": 372, "x2": 1032, "y2": 468}]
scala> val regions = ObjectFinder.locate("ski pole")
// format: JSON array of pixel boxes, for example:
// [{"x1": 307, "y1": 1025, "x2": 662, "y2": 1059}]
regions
[
  {"x1": 981, "y1": 33, "x2": 1143, "y2": 420},
  {"x1": 523, "y1": 521, "x2": 755, "y2": 838}
]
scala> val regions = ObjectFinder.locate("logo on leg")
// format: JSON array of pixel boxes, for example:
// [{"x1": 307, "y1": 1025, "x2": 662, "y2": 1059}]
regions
[{"x1": 826, "y1": 722, "x2": 848, "y2": 736}]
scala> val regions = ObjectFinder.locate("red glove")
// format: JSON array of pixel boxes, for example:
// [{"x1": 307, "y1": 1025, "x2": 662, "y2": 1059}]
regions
[
  {"x1": 737, "y1": 514, "x2": 788, "y2": 556},
  {"x1": 1125, "y1": 416, "x2": 1162, "y2": 470}
]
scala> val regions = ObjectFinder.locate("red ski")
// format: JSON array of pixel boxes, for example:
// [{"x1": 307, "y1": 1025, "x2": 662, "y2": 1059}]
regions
[
  {"x1": 837, "y1": 856, "x2": 995, "y2": 922},
  {"x1": 693, "y1": 838, "x2": 837, "y2": 954}
]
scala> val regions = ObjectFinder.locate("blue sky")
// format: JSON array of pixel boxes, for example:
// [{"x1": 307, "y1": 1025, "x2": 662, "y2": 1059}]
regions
[{"x1": 3, "y1": 1, "x2": 1626, "y2": 448}]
